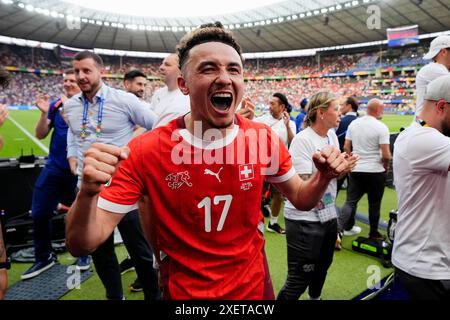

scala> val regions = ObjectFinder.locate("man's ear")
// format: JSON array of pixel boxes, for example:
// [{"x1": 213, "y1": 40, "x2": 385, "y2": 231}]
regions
[
  {"x1": 177, "y1": 75, "x2": 189, "y2": 95},
  {"x1": 436, "y1": 100, "x2": 446, "y2": 113}
]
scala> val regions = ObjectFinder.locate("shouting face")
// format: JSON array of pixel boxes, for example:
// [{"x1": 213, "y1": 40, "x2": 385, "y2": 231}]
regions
[{"x1": 178, "y1": 42, "x2": 244, "y2": 131}]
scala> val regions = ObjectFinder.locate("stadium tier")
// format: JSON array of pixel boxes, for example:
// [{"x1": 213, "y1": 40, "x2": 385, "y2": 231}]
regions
[
  {"x1": 1, "y1": 0, "x2": 449, "y2": 305},
  {"x1": 1, "y1": 42, "x2": 421, "y2": 112}
]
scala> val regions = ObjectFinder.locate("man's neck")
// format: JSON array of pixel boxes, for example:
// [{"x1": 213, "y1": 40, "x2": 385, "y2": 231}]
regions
[
  {"x1": 433, "y1": 59, "x2": 450, "y2": 71},
  {"x1": 271, "y1": 113, "x2": 282, "y2": 121},
  {"x1": 418, "y1": 111, "x2": 440, "y2": 131},
  {"x1": 166, "y1": 79, "x2": 179, "y2": 92},
  {"x1": 85, "y1": 82, "x2": 103, "y2": 102}
]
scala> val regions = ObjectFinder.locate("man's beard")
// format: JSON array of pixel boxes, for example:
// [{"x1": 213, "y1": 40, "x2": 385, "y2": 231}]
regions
[
  {"x1": 133, "y1": 91, "x2": 144, "y2": 99},
  {"x1": 81, "y1": 80, "x2": 100, "y2": 96}
]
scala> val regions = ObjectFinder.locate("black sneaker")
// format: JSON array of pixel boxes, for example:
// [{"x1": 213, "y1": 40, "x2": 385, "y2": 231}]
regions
[
  {"x1": 119, "y1": 257, "x2": 135, "y2": 275},
  {"x1": 129, "y1": 278, "x2": 143, "y2": 292},
  {"x1": 266, "y1": 222, "x2": 285, "y2": 234}
]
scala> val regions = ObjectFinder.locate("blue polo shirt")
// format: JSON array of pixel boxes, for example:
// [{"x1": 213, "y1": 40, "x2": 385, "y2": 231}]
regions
[
  {"x1": 46, "y1": 98, "x2": 70, "y2": 172},
  {"x1": 295, "y1": 110, "x2": 306, "y2": 133}
]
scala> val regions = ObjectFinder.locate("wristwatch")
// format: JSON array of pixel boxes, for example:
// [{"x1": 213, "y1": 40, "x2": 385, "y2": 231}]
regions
[{"x1": 0, "y1": 257, "x2": 11, "y2": 270}]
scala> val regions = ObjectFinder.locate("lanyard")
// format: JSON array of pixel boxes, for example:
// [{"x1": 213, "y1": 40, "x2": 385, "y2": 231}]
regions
[{"x1": 81, "y1": 95, "x2": 104, "y2": 139}]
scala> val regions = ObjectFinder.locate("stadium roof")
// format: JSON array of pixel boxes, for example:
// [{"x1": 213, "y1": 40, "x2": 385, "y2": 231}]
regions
[{"x1": 0, "y1": 0, "x2": 449, "y2": 53}]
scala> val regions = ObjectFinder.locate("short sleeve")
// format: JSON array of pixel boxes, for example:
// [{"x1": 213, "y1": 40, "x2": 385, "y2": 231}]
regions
[
  {"x1": 379, "y1": 124, "x2": 390, "y2": 145},
  {"x1": 263, "y1": 127, "x2": 295, "y2": 183},
  {"x1": 289, "y1": 134, "x2": 314, "y2": 175},
  {"x1": 98, "y1": 137, "x2": 146, "y2": 213},
  {"x1": 345, "y1": 121, "x2": 354, "y2": 140},
  {"x1": 410, "y1": 129, "x2": 450, "y2": 174},
  {"x1": 289, "y1": 120, "x2": 297, "y2": 135}
]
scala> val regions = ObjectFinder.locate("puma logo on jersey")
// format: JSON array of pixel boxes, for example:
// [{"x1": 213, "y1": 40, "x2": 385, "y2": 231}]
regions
[
  {"x1": 204, "y1": 167, "x2": 223, "y2": 182},
  {"x1": 166, "y1": 171, "x2": 193, "y2": 189}
]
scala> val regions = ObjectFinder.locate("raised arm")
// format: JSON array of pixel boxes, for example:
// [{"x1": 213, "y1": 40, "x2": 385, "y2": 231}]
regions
[
  {"x1": 65, "y1": 143, "x2": 129, "y2": 256},
  {"x1": 237, "y1": 97, "x2": 256, "y2": 120},
  {"x1": 34, "y1": 94, "x2": 52, "y2": 139},
  {"x1": 275, "y1": 145, "x2": 347, "y2": 210}
]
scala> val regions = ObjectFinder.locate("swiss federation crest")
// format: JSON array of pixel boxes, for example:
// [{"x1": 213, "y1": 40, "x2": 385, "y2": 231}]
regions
[{"x1": 166, "y1": 171, "x2": 193, "y2": 190}]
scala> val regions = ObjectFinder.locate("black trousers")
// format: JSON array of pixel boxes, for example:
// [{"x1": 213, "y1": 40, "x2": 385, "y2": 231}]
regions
[
  {"x1": 277, "y1": 219, "x2": 337, "y2": 300},
  {"x1": 338, "y1": 172, "x2": 385, "y2": 235},
  {"x1": 91, "y1": 209, "x2": 159, "y2": 300},
  {"x1": 336, "y1": 173, "x2": 347, "y2": 196},
  {"x1": 395, "y1": 268, "x2": 450, "y2": 300}
]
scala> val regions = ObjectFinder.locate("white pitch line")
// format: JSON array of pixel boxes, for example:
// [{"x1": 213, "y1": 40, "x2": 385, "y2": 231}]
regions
[{"x1": 8, "y1": 115, "x2": 49, "y2": 154}]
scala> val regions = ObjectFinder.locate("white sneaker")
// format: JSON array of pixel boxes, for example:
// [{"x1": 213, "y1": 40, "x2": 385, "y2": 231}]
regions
[{"x1": 343, "y1": 225, "x2": 362, "y2": 236}]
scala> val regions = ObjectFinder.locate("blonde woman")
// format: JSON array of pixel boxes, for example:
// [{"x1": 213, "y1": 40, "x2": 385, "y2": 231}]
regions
[{"x1": 278, "y1": 92, "x2": 358, "y2": 300}]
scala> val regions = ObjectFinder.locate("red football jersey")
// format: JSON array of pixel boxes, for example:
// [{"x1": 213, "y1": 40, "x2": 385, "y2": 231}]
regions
[{"x1": 99, "y1": 114, "x2": 295, "y2": 299}]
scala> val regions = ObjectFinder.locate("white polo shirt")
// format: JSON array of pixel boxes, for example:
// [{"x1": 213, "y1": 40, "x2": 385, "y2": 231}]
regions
[
  {"x1": 150, "y1": 86, "x2": 190, "y2": 128},
  {"x1": 254, "y1": 114, "x2": 296, "y2": 147},
  {"x1": 415, "y1": 62, "x2": 449, "y2": 118},
  {"x1": 345, "y1": 115, "x2": 390, "y2": 173},
  {"x1": 392, "y1": 122, "x2": 450, "y2": 280}
]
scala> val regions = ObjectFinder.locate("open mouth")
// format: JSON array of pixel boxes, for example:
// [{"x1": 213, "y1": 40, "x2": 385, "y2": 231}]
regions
[{"x1": 211, "y1": 93, "x2": 233, "y2": 112}]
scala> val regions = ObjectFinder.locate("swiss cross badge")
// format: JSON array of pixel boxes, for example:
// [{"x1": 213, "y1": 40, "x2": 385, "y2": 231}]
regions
[{"x1": 239, "y1": 164, "x2": 254, "y2": 181}]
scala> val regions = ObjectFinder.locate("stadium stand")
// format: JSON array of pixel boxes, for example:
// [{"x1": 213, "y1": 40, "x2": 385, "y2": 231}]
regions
[{"x1": 0, "y1": 43, "x2": 422, "y2": 113}]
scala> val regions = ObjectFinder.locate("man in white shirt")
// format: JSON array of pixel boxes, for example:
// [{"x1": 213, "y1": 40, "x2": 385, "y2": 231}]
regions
[
  {"x1": 150, "y1": 53, "x2": 190, "y2": 128},
  {"x1": 255, "y1": 93, "x2": 296, "y2": 234},
  {"x1": 392, "y1": 75, "x2": 450, "y2": 300},
  {"x1": 339, "y1": 99, "x2": 391, "y2": 240},
  {"x1": 414, "y1": 35, "x2": 450, "y2": 119}
]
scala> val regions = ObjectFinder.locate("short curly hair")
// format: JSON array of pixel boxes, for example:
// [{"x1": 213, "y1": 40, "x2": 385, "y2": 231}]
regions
[{"x1": 176, "y1": 21, "x2": 243, "y2": 72}]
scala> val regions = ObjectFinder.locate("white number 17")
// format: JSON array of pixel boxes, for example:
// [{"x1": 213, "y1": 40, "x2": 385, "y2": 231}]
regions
[{"x1": 197, "y1": 195, "x2": 233, "y2": 232}]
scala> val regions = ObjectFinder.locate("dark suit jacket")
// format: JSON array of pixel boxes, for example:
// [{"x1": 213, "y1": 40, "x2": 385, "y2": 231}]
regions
[{"x1": 336, "y1": 113, "x2": 358, "y2": 151}]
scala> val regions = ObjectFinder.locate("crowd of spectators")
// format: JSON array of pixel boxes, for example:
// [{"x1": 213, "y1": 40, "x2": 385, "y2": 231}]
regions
[
  {"x1": 0, "y1": 43, "x2": 421, "y2": 110},
  {"x1": 0, "y1": 73, "x2": 63, "y2": 106},
  {"x1": 0, "y1": 72, "x2": 415, "y2": 111}
]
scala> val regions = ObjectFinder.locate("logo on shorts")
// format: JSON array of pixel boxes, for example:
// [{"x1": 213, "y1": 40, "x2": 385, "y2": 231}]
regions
[
  {"x1": 166, "y1": 171, "x2": 193, "y2": 190},
  {"x1": 302, "y1": 264, "x2": 315, "y2": 272}
]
